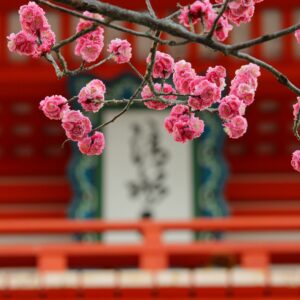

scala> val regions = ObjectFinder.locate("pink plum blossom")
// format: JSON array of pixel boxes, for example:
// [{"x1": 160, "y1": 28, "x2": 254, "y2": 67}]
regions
[
  {"x1": 62, "y1": 110, "x2": 92, "y2": 142},
  {"x1": 19, "y1": 1, "x2": 50, "y2": 34},
  {"x1": 10, "y1": 27, "x2": 55, "y2": 56},
  {"x1": 213, "y1": 16, "x2": 233, "y2": 42},
  {"x1": 218, "y1": 95, "x2": 246, "y2": 120},
  {"x1": 172, "y1": 115, "x2": 204, "y2": 143},
  {"x1": 223, "y1": 115, "x2": 248, "y2": 139},
  {"x1": 147, "y1": 51, "x2": 174, "y2": 79},
  {"x1": 164, "y1": 116, "x2": 177, "y2": 134},
  {"x1": 7, "y1": 2, "x2": 55, "y2": 57},
  {"x1": 108, "y1": 38, "x2": 132, "y2": 64},
  {"x1": 206, "y1": 65, "x2": 227, "y2": 91},
  {"x1": 39, "y1": 28, "x2": 56, "y2": 53},
  {"x1": 141, "y1": 83, "x2": 177, "y2": 110},
  {"x1": 179, "y1": 0, "x2": 213, "y2": 28},
  {"x1": 78, "y1": 79, "x2": 106, "y2": 112},
  {"x1": 215, "y1": 0, "x2": 257, "y2": 26},
  {"x1": 230, "y1": 63, "x2": 260, "y2": 106},
  {"x1": 75, "y1": 11, "x2": 104, "y2": 63},
  {"x1": 293, "y1": 97, "x2": 300, "y2": 120},
  {"x1": 170, "y1": 104, "x2": 190, "y2": 117},
  {"x1": 188, "y1": 79, "x2": 221, "y2": 111},
  {"x1": 7, "y1": 31, "x2": 39, "y2": 57},
  {"x1": 39, "y1": 95, "x2": 69, "y2": 120},
  {"x1": 76, "y1": 11, "x2": 104, "y2": 31},
  {"x1": 291, "y1": 150, "x2": 300, "y2": 173},
  {"x1": 179, "y1": 0, "x2": 232, "y2": 41},
  {"x1": 78, "y1": 131, "x2": 105, "y2": 156},
  {"x1": 164, "y1": 104, "x2": 205, "y2": 143},
  {"x1": 173, "y1": 60, "x2": 196, "y2": 94}
]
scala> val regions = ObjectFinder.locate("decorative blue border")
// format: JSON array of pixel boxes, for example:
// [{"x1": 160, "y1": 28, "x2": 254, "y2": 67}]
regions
[{"x1": 67, "y1": 73, "x2": 229, "y2": 240}]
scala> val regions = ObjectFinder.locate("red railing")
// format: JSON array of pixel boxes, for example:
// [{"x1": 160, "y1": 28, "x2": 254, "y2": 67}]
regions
[{"x1": 0, "y1": 217, "x2": 299, "y2": 271}]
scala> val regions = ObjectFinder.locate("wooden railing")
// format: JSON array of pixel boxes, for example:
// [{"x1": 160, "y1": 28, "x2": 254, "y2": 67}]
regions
[{"x1": 0, "y1": 217, "x2": 299, "y2": 271}]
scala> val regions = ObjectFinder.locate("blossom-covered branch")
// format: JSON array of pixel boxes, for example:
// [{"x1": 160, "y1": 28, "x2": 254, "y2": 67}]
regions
[
  {"x1": 39, "y1": 0, "x2": 300, "y2": 97},
  {"x1": 7, "y1": 0, "x2": 300, "y2": 172}
]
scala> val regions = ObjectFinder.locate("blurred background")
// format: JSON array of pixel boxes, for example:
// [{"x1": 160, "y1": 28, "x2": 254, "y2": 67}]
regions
[{"x1": 1, "y1": 0, "x2": 300, "y2": 297}]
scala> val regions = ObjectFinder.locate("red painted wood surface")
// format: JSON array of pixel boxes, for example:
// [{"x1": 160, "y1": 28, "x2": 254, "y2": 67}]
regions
[
  {"x1": 0, "y1": 218, "x2": 297, "y2": 270},
  {"x1": 0, "y1": 293, "x2": 298, "y2": 300}
]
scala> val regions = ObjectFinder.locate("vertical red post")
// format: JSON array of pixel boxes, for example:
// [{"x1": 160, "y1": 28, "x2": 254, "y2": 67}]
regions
[
  {"x1": 241, "y1": 252, "x2": 269, "y2": 269},
  {"x1": 139, "y1": 220, "x2": 168, "y2": 270},
  {"x1": 38, "y1": 252, "x2": 67, "y2": 272}
]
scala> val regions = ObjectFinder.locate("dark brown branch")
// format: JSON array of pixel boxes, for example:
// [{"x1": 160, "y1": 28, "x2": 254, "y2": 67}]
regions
[
  {"x1": 41, "y1": 0, "x2": 300, "y2": 99},
  {"x1": 47, "y1": 0, "x2": 226, "y2": 52},
  {"x1": 230, "y1": 22, "x2": 300, "y2": 51},
  {"x1": 37, "y1": 0, "x2": 188, "y2": 46}
]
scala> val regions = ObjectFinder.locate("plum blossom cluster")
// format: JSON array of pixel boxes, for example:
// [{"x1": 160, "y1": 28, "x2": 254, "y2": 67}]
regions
[
  {"x1": 75, "y1": 12, "x2": 133, "y2": 64},
  {"x1": 143, "y1": 49, "x2": 259, "y2": 141},
  {"x1": 164, "y1": 105, "x2": 205, "y2": 143},
  {"x1": 147, "y1": 51, "x2": 174, "y2": 79},
  {"x1": 7, "y1": 1, "x2": 55, "y2": 58},
  {"x1": 187, "y1": 66, "x2": 225, "y2": 111},
  {"x1": 75, "y1": 12, "x2": 104, "y2": 63},
  {"x1": 10, "y1": 1, "x2": 300, "y2": 174},
  {"x1": 221, "y1": 63, "x2": 261, "y2": 139},
  {"x1": 179, "y1": 0, "x2": 263, "y2": 41},
  {"x1": 142, "y1": 83, "x2": 177, "y2": 110},
  {"x1": 78, "y1": 79, "x2": 106, "y2": 113},
  {"x1": 39, "y1": 92, "x2": 105, "y2": 156},
  {"x1": 13, "y1": 2, "x2": 261, "y2": 156},
  {"x1": 215, "y1": 0, "x2": 264, "y2": 26}
]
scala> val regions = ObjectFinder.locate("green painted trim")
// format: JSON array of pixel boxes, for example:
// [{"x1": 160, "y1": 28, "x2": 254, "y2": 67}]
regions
[{"x1": 192, "y1": 140, "x2": 200, "y2": 240}]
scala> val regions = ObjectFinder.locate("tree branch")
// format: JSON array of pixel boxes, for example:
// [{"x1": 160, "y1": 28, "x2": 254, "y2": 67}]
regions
[
  {"x1": 52, "y1": 23, "x2": 98, "y2": 51},
  {"x1": 232, "y1": 51, "x2": 300, "y2": 95},
  {"x1": 206, "y1": 0, "x2": 230, "y2": 39},
  {"x1": 37, "y1": 0, "x2": 187, "y2": 46},
  {"x1": 145, "y1": 0, "x2": 156, "y2": 18},
  {"x1": 41, "y1": 0, "x2": 300, "y2": 98},
  {"x1": 230, "y1": 22, "x2": 300, "y2": 51},
  {"x1": 47, "y1": 0, "x2": 227, "y2": 52}
]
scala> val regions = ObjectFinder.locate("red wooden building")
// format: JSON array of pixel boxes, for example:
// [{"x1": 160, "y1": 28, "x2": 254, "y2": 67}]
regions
[
  {"x1": 0, "y1": 0, "x2": 300, "y2": 218},
  {"x1": 0, "y1": 0, "x2": 300, "y2": 299}
]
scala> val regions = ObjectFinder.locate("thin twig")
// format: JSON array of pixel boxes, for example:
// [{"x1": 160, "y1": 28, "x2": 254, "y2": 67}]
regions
[
  {"x1": 229, "y1": 22, "x2": 300, "y2": 51},
  {"x1": 67, "y1": 95, "x2": 78, "y2": 103},
  {"x1": 127, "y1": 61, "x2": 144, "y2": 80},
  {"x1": 206, "y1": 0, "x2": 230, "y2": 40},
  {"x1": 164, "y1": 9, "x2": 180, "y2": 20},
  {"x1": 84, "y1": 55, "x2": 112, "y2": 72},
  {"x1": 145, "y1": 0, "x2": 156, "y2": 18},
  {"x1": 55, "y1": 50, "x2": 69, "y2": 71},
  {"x1": 232, "y1": 51, "x2": 300, "y2": 96},
  {"x1": 94, "y1": 31, "x2": 161, "y2": 131},
  {"x1": 44, "y1": 53, "x2": 63, "y2": 78},
  {"x1": 293, "y1": 111, "x2": 300, "y2": 142},
  {"x1": 93, "y1": 81, "x2": 145, "y2": 131},
  {"x1": 52, "y1": 23, "x2": 98, "y2": 51}
]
